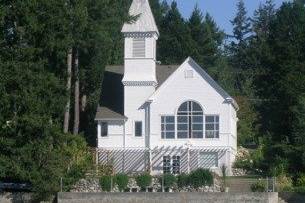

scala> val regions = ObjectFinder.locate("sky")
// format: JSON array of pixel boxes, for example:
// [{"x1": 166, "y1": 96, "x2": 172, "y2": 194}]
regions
[{"x1": 166, "y1": 0, "x2": 290, "y2": 34}]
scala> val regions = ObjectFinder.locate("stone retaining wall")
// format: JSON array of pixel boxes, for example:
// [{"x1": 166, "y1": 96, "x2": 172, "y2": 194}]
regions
[
  {"x1": 0, "y1": 193, "x2": 32, "y2": 203},
  {"x1": 57, "y1": 192, "x2": 278, "y2": 203},
  {"x1": 70, "y1": 177, "x2": 222, "y2": 193}
]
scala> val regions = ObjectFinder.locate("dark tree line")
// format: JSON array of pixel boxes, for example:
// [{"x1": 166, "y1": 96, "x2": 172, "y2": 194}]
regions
[{"x1": 0, "y1": 0, "x2": 304, "y2": 198}]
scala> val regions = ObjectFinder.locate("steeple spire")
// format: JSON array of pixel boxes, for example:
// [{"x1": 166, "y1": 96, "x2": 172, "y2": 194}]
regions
[{"x1": 122, "y1": 0, "x2": 159, "y2": 36}]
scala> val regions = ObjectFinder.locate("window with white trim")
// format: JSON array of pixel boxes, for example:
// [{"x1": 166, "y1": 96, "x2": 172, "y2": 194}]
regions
[
  {"x1": 205, "y1": 115, "x2": 219, "y2": 138},
  {"x1": 132, "y1": 38, "x2": 145, "y2": 58},
  {"x1": 101, "y1": 122, "x2": 108, "y2": 137},
  {"x1": 199, "y1": 152, "x2": 218, "y2": 168},
  {"x1": 161, "y1": 116, "x2": 175, "y2": 139},
  {"x1": 177, "y1": 101, "x2": 204, "y2": 139},
  {"x1": 163, "y1": 156, "x2": 181, "y2": 174}
]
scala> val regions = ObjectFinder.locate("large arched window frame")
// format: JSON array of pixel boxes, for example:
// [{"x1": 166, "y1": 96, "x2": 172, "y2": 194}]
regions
[{"x1": 177, "y1": 101, "x2": 204, "y2": 139}]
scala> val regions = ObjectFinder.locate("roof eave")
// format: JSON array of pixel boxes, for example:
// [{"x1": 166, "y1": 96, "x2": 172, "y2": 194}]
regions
[{"x1": 95, "y1": 117, "x2": 128, "y2": 122}]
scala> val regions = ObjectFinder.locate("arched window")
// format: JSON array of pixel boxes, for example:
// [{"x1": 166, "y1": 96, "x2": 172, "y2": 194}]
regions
[{"x1": 177, "y1": 101, "x2": 204, "y2": 139}]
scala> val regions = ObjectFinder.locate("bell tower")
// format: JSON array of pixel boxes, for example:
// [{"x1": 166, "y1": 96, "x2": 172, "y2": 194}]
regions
[
  {"x1": 121, "y1": 0, "x2": 159, "y2": 138},
  {"x1": 122, "y1": 0, "x2": 159, "y2": 85}
]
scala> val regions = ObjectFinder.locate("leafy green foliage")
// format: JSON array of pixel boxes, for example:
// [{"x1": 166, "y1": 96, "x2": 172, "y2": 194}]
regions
[
  {"x1": 114, "y1": 174, "x2": 129, "y2": 192},
  {"x1": 157, "y1": 1, "x2": 193, "y2": 64},
  {"x1": 188, "y1": 169, "x2": 213, "y2": 188},
  {"x1": 160, "y1": 174, "x2": 177, "y2": 188},
  {"x1": 254, "y1": 1, "x2": 305, "y2": 176},
  {"x1": 251, "y1": 180, "x2": 266, "y2": 192},
  {"x1": 296, "y1": 174, "x2": 305, "y2": 187},
  {"x1": 177, "y1": 173, "x2": 189, "y2": 188},
  {"x1": 293, "y1": 186, "x2": 305, "y2": 193},
  {"x1": 0, "y1": 0, "x2": 127, "y2": 199},
  {"x1": 99, "y1": 175, "x2": 112, "y2": 192},
  {"x1": 135, "y1": 173, "x2": 152, "y2": 190},
  {"x1": 276, "y1": 175, "x2": 293, "y2": 192}
]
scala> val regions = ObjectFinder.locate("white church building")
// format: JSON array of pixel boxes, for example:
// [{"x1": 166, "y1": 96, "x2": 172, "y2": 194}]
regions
[{"x1": 95, "y1": 0, "x2": 238, "y2": 175}]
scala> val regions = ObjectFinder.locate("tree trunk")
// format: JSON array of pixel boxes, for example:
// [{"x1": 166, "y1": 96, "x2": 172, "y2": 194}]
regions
[
  {"x1": 81, "y1": 94, "x2": 87, "y2": 112},
  {"x1": 73, "y1": 48, "x2": 80, "y2": 135},
  {"x1": 63, "y1": 48, "x2": 73, "y2": 133}
]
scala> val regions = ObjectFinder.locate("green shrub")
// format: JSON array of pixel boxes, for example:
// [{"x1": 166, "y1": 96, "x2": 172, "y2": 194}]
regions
[
  {"x1": 160, "y1": 174, "x2": 177, "y2": 188},
  {"x1": 100, "y1": 175, "x2": 112, "y2": 192},
  {"x1": 251, "y1": 180, "x2": 266, "y2": 192},
  {"x1": 97, "y1": 164, "x2": 114, "y2": 176},
  {"x1": 189, "y1": 169, "x2": 213, "y2": 189},
  {"x1": 135, "y1": 173, "x2": 152, "y2": 190},
  {"x1": 177, "y1": 173, "x2": 189, "y2": 188},
  {"x1": 234, "y1": 159, "x2": 253, "y2": 170},
  {"x1": 293, "y1": 186, "x2": 305, "y2": 193},
  {"x1": 296, "y1": 174, "x2": 305, "y2": 187},
  {"x1": 276, "y1": 175, "x2": 293, "y2": 192},
  {"x1": 114, "y1": 174, "x2": 129, "y2": 192}
]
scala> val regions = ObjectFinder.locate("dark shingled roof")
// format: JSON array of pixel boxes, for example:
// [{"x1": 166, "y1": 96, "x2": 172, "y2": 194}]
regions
[{"x1": 95, "y1": 65, "x2": 179, "y2": 120}]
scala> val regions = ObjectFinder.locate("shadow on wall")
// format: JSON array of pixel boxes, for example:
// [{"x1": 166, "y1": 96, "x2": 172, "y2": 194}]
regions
[{"x1": 98, "y1": 147, "x2": 227, "y2": 174}]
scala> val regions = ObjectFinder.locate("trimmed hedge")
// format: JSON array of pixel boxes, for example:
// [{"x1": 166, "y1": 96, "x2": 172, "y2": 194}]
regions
[
  {"x1": 99, "y1": 175, "x2": 112, "y2": 192},
  {"x1": 189, "y1": 169, "x2": 213, "y2": 189},
  {"x1": 177, "y1": 173, "x2": 189, "y2": 188},
  {"x1": 115, "y1": 174, "x2": 129, "y2": 192},
  {"x1": 160, "y1": 174, "x2": 177, "y2": 188},
  {"x1": 135, "y1": 173, "x2": 152, "y2": 190}
]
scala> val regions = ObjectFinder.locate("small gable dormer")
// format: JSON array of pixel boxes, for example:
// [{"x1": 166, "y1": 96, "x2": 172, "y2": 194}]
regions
[{"x1": 122, "y1": 0, "x2": 159, "y2": 86}]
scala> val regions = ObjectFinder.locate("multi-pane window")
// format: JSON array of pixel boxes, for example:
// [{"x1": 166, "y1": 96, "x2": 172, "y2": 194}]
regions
[
  {"x1": 163, "y1": 156, "x2": 181, "y2": 174},
  {"x1": 135, "y1": 121, "x2": 142, "y2": 137},
  {"x1": 163, "y1": 156, "x2": 171, "y2": 174},
  {"x1": 161, "y1": 116, "x2": 175, "y2": 139},
  {"x1": 101, "y1": 122, "x2": 108, "y2": 137},
  {"x1": 133, "y1": 38, "x2": 145, "y2": 58},
  {"x1": 199, "y1": 152, "x2": 218, "y2": 168},
  {"x1": 172, "y1": 156, "x2": 181, "y2": 174},
  {"x1": 177, "y1": 101, "x2": 204, "y2": 139},
  {"x1": 205, "y1": 115, "x2": 219, "y2": 138}
]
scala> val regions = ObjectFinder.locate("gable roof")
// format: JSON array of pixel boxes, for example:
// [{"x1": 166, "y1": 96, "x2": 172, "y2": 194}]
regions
[
  {"x1": 95, "y1": 65, "x2": 179, "y2": 120},
  {"x1": 121, "y1": 0, "x2": 159, "y2": 35},
  {"x1": 148, "y1": 57, "x2": 239, "y2": 110}
]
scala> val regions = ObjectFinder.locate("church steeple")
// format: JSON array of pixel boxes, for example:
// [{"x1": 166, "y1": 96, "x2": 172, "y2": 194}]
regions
[
  {"x1": 122, "y1": 0, "x2": 159, "y2": 36},
  {"x1": 122, "y1": 0, "x2": 159, "y2": 86}
]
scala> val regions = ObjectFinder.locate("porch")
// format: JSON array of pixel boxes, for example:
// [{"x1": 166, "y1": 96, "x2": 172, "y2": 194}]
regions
[{"x1": 96, "y1": 146, "x2": 234, "y2": 175}]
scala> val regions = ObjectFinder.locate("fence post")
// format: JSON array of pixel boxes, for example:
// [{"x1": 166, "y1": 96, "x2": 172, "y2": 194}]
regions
[
  {"x1": 273, "y1": 177, "x2": 276, "y2": 192},
  {"x1": 162, "y1": 175, "x2": 164, "y2": 192},
  {"x1": 111, "y1": 176, "x2": 113, "y2": 192},
  {"x1": 266, "y1": 177, "x2": 269, "y2": 192},
  {"x1": 60, "y1": 177, "x2": 63, "y2": 192}
]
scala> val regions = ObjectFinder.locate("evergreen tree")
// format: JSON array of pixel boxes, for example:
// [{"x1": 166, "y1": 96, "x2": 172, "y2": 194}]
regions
[
  {"x1": 79, "y1": 0, "x2": 131, "y2": 145},
  {"x1": 229, "y1": 0, "x2": 252, "y2": 73},
  {"x1": 228, "y1": 0, "x2": 259, "y2": 146},
  {"x1": 0, "y1": 0, "x2": 91, "y2": 199},
  {"x1": 252, "y1": 0, "x2": 276, "y2": 39},
  {"x1": 256, "y1": 2, "x2": 305, "y2": 173},
  {"x1": 188, "y1": 6, "x2": 224, "y2": 69},
  {"x1": 231, "y1": 0, "x2": 252, "y2": 46},
  {"x1": 158, "y1": 1, "x2": 193, "y2": 64}
]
